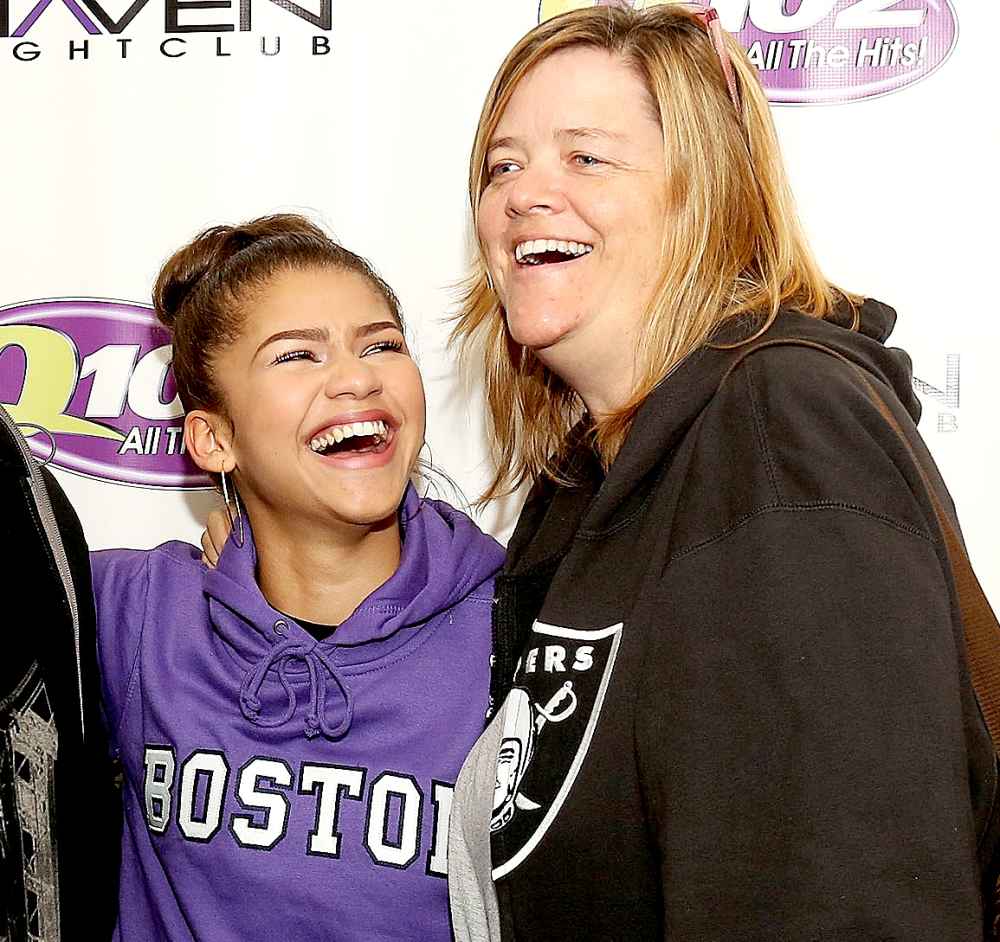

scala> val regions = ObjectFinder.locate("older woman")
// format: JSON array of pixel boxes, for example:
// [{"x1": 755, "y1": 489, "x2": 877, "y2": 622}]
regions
[{"x1": 449, "y1": 4, "x2": 999, "y2": 940}]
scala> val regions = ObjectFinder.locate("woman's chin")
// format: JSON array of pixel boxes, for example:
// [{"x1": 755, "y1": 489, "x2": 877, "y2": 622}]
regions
[
  {"x1": 261, "y1": 484, "x2": 405, "y2": 536},
  {"x1": 506, "y1": 310, "x2": 581, "y2": 353},
  {"x1": 319, "y1": 492, "x2": 406, "y2": 531}
]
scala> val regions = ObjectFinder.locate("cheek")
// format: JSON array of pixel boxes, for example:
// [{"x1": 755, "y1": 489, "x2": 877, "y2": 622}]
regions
[
  {"x1": 231, "y1": 380, "x2": 306, "y2": 448},
  {"x1": 255, "y1": 381, "x2": 303, "y2": 424},
  {"x1": 391, "y1": 363, "x2": 426, "y2": 432},
  {"x1": 408, "y1": 375, "x2": 427, "y2": 437},
  {"x1": 608, "y1": 198, "x2": 665, "y2": 272},
  {"x1": 476, "y1": 195, "x2": 505, "y2": 257}
]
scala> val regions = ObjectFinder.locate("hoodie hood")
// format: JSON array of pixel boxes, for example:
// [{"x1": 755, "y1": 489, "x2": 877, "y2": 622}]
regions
[
  {"x1": 800, "y1": 298, "x2": 919, "y2": 422},
  {"x1": 203, "y1": 484, "x2": 503, "y2": 739},
  {"x1": 507, "y1": 299, "x2": 916, "y2": 571}
]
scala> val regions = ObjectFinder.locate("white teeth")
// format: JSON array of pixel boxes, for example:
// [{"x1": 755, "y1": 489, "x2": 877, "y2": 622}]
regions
[
  {"x1": 309, "y1": 419, "x2": 389, "y2": 452},
  {"x1": 514, "y1": 239, "x2": 593, "y2": 263}
]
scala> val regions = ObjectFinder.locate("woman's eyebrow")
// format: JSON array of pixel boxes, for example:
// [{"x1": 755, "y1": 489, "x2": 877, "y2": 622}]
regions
[
  {"x1": 487, "y1": 128, "x2": 625, "y2": 157},
  {"x1": 486, "y1": 136, "x2": 520, "y2": 157},
  {"x1": 357, "y1": 320, "x2": 401, "y2": 338},
  {"x1": 254, "y1": 326, "x2": 329, "y2": 357},
  {"x1": 558, "y1": 126, "x2": 627, "y2": 144}
]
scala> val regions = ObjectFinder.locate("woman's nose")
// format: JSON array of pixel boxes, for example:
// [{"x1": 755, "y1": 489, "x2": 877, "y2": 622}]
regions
[
  {"x1": 505, "y1": 162, "x2": 567, "y2": 218},
  {"x1": 323, "y1": 355, "x2": 382, "y2": 401}
]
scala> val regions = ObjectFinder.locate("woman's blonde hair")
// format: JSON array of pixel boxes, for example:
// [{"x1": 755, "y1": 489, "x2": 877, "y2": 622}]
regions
[{"x1": 453, "y1": 3, "x2": 859, "y2": 499}]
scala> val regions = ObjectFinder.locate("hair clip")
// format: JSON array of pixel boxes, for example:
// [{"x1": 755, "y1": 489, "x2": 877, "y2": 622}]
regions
[
  {"x1": 692, "y1": 6, "x2": 741, "y2": 109},
  {"x1": 595, "y1": 2, "x2": 740, "y2": 110}
]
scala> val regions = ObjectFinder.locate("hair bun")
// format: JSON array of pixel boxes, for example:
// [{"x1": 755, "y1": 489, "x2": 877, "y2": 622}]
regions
[
  {"x1": 153, "y1": 215, "x2": 328, "y2": 330},
  {"x1": 153, "y1": 225, "x2": 233, "y2": 330}
]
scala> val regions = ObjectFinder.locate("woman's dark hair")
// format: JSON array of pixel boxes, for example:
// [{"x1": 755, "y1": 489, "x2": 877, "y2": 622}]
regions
[{"x1": 153, "y1": 213, "x2": 403, "y2": 414}]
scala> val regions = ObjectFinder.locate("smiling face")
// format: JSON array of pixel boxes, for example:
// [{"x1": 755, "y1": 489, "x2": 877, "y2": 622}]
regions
[
  {"x1": 477, "y1": 46, "x2": 669, "y2": 415},
  {"x1": 202, "y1": 265, "x2": 425, "y2": 533}
]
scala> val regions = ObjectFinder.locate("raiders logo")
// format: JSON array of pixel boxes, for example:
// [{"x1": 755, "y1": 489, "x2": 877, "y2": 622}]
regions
[{"x1": 491, "y1": 621, "x2": 623, "y2": 879}]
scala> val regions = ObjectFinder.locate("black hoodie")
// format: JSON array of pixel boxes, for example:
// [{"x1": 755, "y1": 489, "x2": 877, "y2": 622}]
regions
[
  {"x1": 451, "y1": 303, "x2": 1000, "y2": 941},
  {"x1": 0, "y1": 404, "x2": 121, "y2": 941}
]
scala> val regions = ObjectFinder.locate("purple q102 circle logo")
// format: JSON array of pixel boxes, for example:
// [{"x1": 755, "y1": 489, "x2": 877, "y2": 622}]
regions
[
  {"x1": 0, "y1": 299, "x2": 211, "y2": 489},
  {"x1": 539, "y1": 0, "x2": 958, "y2": 105}
]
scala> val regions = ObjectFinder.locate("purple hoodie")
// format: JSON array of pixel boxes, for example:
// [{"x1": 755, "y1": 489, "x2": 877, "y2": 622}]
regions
[{"x1": 92, "y1": 487, "x2": 504, "y2": 942}]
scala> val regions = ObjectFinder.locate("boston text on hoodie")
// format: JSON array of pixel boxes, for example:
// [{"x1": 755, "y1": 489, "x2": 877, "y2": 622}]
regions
[
  {"x1": 449, "y1": 303, "x2": 1000, "y2": 942},
  {"x1": 93, "y1": 486, "x2": 503, "y2": 942}
]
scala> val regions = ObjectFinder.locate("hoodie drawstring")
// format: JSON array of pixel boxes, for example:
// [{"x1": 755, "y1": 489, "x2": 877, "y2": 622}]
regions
[
  {"x1": 304, "y1": 647, "x2": 354, "y2": 739},
  {"x1": 239, "y1": 637, "x2": 354, "y2": 740}
]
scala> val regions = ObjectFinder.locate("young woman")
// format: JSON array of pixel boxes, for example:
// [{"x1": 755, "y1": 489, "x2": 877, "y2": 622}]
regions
[
  {"x1": 92, "y1": 214, "x2": 503, "y2": 941},
  {"x1": 448, "y1": 5, "x2": 1000, "y2": 940}
]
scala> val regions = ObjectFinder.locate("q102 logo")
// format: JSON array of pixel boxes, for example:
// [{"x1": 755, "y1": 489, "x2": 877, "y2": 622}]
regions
[
  {"x1": 0, "y1": 299, "x2": 210, "y2": 488},
  {"x1": 539, "y1": 1, "x2": 957, "y2": 105}
]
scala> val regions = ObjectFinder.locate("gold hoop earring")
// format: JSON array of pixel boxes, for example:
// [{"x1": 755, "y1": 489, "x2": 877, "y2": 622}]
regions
[{"x1": 220, "y1": 467, "x2": 245, "y2": 548}]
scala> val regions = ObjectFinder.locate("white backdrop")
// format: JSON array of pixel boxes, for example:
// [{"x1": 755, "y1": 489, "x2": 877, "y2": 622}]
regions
[{"x1": 2, "y1": 0, "x2": 997, "y2": 605}]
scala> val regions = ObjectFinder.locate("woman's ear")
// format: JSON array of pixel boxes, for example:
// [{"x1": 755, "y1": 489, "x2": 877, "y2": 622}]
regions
[{"x1": 184, "y1": 411, "x2": 234, "y2": 474}]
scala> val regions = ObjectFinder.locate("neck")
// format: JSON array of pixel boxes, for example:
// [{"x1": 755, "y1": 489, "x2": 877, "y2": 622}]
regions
[
  {"x1": 247, "y1": 503, "x2": 402, "y2": 627},
  {"x1": 536, "y1": 327, "x2": 640, "y2": 418}
]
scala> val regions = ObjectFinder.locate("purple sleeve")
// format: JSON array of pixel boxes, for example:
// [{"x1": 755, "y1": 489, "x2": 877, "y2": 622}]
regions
[{"x1": 90, "y1": 548, "x2": 150, "y2": 756}]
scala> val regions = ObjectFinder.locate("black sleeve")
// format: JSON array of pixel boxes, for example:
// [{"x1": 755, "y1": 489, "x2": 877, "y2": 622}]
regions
[
  {"x1": 635, "y1": 504, "x2": 985, "y2": 941},
  {"x1": 39, "y1": 468, "x2": 122, "y2": 940}
]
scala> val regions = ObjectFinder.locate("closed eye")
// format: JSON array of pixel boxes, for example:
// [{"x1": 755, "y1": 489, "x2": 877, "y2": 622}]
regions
[
  {"x1": 361, "y1": 339, "x2": 404, "y2": 357},
  {"x1": 271, "y1": 349, "x2": 317, "y2": 365}
]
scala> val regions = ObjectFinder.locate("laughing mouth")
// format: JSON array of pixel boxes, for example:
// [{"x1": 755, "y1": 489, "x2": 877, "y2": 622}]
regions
[
  {"x1": 514, "y1": 239, "x2": 593, "y2": 267},
  {"x1": 308, "y1": 419, "x2": 391, "y2": 457}
]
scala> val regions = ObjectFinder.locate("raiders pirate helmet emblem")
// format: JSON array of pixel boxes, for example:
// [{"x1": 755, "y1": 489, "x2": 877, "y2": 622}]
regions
[{"x1": 491, "y1": 682, "x2": 578, "y2": 833}]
